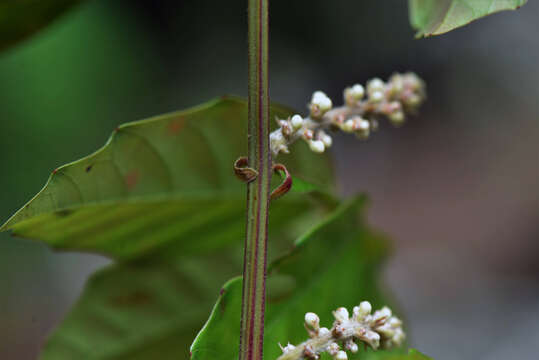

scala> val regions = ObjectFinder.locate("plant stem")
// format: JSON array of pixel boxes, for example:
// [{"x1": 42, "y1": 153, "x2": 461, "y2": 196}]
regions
[{"x1": 239, "y1": 0, "x2": 270, "y2": 360}]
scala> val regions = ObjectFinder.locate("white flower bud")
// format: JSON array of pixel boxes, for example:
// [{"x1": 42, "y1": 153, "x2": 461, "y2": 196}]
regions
[
  {"x1": 388, "y1": 316, "x2": 402, "y2": 328},
  {"x1": 404, "y1": 93, "x2": 422, "y2": 107},
  {"x1": 311, "y1": 91, "x2": 332, "y2": 112},
  {"x1": 403, "y1": 72, "x2": 422, "y2": 91},
  {"x1": 344, "y1": 84, "x2": 365, "y2": 106},
  {"x1": 344, "y1": 339, "x2": 358, "y2": 353},
  {"x1": 364, "y1": 330, "x2": 381, "y2": 349},
  {"x1": 355, "y1": 119, "x2": 370, "y2": 140},
  {"x1": 342, "y1": 119, "x2": 355, "y2": 133},
  {"x1": 367, "y1": 78, "x2": 385, "y2": 94},
  {"x1": 392, "y1": 328, "x2": 406, "y2": 346},
  {"x1": 389, "y1": 73, "x2": 404, "y2": 94},
  {"x1": 305, "y1": 312, "x2": 320, "y2": 330},
  {"x1": 350, "y1": 84, "x2": 365, "y2": 99},
  {"x1": 376, "y1": 323, "x2": 395, "y2": 338},
  {"x1": 389, "y1": 111, "x2": 405, "y2": 126},
  {"x1": 291, "y1": 114, "x2": 304, "y2": 129},
  {"x1": 318, "y1": 327, "x2": 330, "y2": 337},
  {"x1": 373, "y1": 307, "x2": 392, "y2": 323},
  {"x1": 308, "y1": 140, "x2": 325, "y2": 153},
  {"x1": 327, "y1": 342, "x2": 340, "y2": 356},
  {"x1": 335, "y1": 350, "x2": 348, "y2": 360},
  {"x1": 358, "y1": 119, "x2": 370, "y2": 131},
  {"x1": 270, "y1": 131, "x2": 288, "y2": 154},
  {"x1": 353, "y1": 301, "x2": 372, "y2": 320},
  {"x1": 318, "y1": 131, "x2": 332, "y2": 148},
  {"x1": 333, "y1": 307, "x2": 349, "y2": 322},
  {"x1": 369, "y1": 90, "x2": 384, "y2": 103},
  {"x1": 361, "y1": 301, "x2": 372, "y2": 313},
  {"x1": 303, "y1": 129, "x2": 314, "y2": 140},
  {"x1": 279, "y1": 120, "x2": 293, "y2": 137}
]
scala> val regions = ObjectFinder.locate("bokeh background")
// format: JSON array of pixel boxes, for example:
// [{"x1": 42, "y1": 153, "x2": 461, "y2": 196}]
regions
[{"x1": 0, "y1": 1, "x2": 537, "y2": 359}]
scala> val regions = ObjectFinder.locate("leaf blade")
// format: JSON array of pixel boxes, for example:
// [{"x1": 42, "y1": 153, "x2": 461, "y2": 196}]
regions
[
  {"x1": 2, "y1": 97, "x2": 334, "y2": 260},
  {"x1": 409, "y1": 0, "x2": 527, "y2": 37}
]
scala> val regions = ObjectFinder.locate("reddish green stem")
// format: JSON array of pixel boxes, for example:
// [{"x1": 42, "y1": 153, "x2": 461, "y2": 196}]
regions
[{"x1": 239, "y1": 0, "x2": 270, "y2": 360}]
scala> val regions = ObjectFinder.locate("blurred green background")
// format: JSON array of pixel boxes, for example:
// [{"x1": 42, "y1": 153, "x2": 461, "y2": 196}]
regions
[{"x1": 0, "y1": 1, "x2": 537, "y2": 359}]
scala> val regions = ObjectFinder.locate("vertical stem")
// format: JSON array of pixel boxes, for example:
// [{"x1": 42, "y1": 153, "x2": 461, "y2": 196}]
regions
[{"x1": 239, "y1": 0, "x2": 270, "y2": 360}]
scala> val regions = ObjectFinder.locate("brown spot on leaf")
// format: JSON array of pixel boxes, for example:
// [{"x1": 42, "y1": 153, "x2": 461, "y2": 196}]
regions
[
  {"x1": 219, "y1": 288, "x2": 227, "y2": 315},
  {"x1": 125, "y1": 170, "x2": 139, "y2": 190},
  {"x1": 55, "y1": 209, "x2": 74, "y2": 217},
  {"x1": 85, "y1": 164, "x2": 93, "y2": 173},
  {"x1": 110, "y1": 291, "x2": 152, "y2": 307},
  {"x1": 167, "y1": 118, "x2": 185, "y2": 135}
]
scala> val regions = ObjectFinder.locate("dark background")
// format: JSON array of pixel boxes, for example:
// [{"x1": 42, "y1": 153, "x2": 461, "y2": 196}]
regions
[{"x1": 1, "y1": 1, "x2": 537, "y2": 359}]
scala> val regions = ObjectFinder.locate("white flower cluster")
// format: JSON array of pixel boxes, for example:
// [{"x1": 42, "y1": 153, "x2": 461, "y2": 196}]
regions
[
  {"x1": 277, "y1": 302, "x2": 405, "y2": 360},
  {"x1": 269, "y1": 72, "x2": 426, "y2": 156}
]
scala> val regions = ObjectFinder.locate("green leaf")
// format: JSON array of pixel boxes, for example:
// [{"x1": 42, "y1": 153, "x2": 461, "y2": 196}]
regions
[
  {"x1": 190, "y1": 197, "x2": 425, "y2": 360},
  {"x1": 1, "y1": 97, "x2": 334, "y2": 261},
  {"x1": 0, "y1": 0, "x2": 83, "y2": 52},
  {"x1": 37, "y1": 197, "x2": 333, "y2": 360},
  {"x1": 409, "y1": 0, "x2": 527, "y2": 37},
  {"x1": 40, "y1": 255, "x2": 241, "y2": 360}
]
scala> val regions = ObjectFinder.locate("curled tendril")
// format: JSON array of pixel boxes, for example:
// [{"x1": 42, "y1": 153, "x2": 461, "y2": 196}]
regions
[
  {"x1": 271, "y1": 163, "x2": 292, "y2": 200},
  {"x1": 234, "y1": 156, "x2": 258, "y2": 183}
]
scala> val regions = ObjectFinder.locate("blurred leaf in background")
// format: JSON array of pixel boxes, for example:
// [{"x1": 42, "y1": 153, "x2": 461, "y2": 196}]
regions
[
  {"x1": 409, "y1": 0, "x2": 527, "y2": 37},
  {"x1": 0, "y1": 0, "x2": 83, "y2": 52}
]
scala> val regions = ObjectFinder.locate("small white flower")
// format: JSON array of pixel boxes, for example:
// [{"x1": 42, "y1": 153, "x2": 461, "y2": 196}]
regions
[
  {"x1": 291, "y1": 114, "x2": 304, "y2": 129},
  {"x1": 308, "y1": 140, "x2": 325, "y2": 153},
  {"x1": 335, "y1": 350, "x2": 348, "y2": 360}
]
